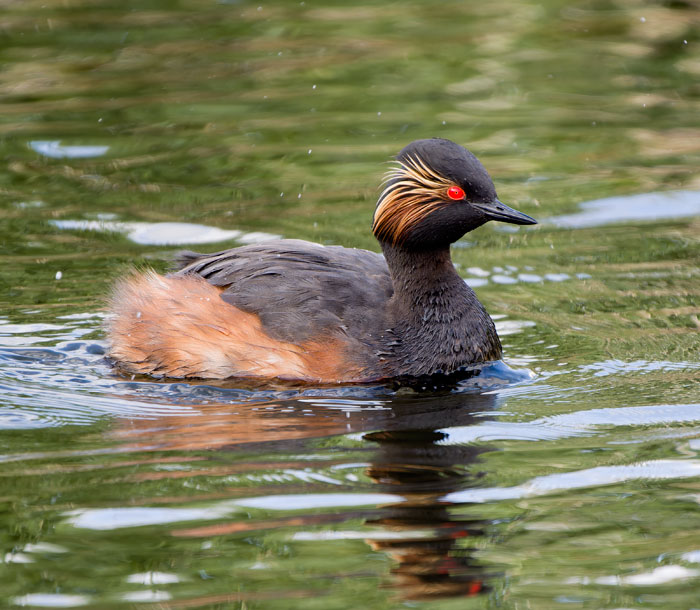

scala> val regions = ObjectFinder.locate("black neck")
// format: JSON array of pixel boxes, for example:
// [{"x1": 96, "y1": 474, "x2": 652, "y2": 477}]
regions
[
  {"x1": 381, "y1": 244, "x2": 466, "y2": 317},
  {"x1": 380, "y1": 242, "x2": 502, "y2": 376}
]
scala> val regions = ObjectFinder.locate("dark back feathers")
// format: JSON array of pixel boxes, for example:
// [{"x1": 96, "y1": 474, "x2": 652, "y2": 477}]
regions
[{"x1": 175, "y1": 240, "x2": 393, "y2": 344}]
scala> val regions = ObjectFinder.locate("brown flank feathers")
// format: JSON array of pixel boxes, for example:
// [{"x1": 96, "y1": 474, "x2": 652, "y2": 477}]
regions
[{"x1": 107, "y1": 270, "x2": 363, "y2": 383}]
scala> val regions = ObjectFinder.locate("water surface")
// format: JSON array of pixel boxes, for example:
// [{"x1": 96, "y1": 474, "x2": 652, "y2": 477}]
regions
[{"x1": 1, "y1": 1, "x2": 699, "y2": 608}]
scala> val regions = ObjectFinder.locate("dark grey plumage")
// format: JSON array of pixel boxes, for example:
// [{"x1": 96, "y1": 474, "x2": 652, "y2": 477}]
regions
[{"x1": 176, "y1": 239, "x2": 393, "y2": 345}]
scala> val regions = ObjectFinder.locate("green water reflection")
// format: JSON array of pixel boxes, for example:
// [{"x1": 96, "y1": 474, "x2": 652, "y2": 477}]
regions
[{"x1": 1, "y1": 0, "x2": 700, "y2": 608}]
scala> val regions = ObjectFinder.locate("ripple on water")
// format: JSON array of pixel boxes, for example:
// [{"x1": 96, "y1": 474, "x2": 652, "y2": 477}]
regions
[
  {"x1": 12, "y1": 593, "x2": 91, "y2": 607},
  {"x1": 464, "y1": 268, "x2": 590, "y2": 287},
  {"x1": 438, "y1": 402, "x2": 700, "y2": 446},
  {"x1": 567, "y1": 565, "x2": 700, "y2": 586},
  {"x1": 546, "y1": 190, "x2": 700, "y2": 228},
  {"x1": 64, "y1": 492, "x2": 405, "y2": 530},
  {"x1": 50, "y1": 219, "x2": 279, "y2": 246},
  {"x1": 443, "y1": 459, "x2": 700, "y2": 503},
  {"x1": 579, "y1": 359, "x2": 700, "y2": 377},
  {"x1": 0, "y1": 322, "x2": 535, "y2": 429},
  {"x1": 29, "y1": 140, "x2": 109, "y2": 159},
  {"x1": 126, "y1": 572, "x2": 180, "y2": 585}
]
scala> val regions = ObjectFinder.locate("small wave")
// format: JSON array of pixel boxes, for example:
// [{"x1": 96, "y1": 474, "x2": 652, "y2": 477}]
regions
[
  {"x1": 65, "y1": 492, "x2": 403, "y2": 530},
  {"x1": 444, "y1": 458, "x2": 700, "y2": 503},
  {"x1": 439, "y1": 402, "x2": 700, "y2": 445}
]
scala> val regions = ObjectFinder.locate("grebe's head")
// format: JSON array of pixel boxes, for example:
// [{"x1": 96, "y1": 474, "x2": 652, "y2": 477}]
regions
[{"x1": 372, "y1": 138, "x2": 537, "y2": 249}]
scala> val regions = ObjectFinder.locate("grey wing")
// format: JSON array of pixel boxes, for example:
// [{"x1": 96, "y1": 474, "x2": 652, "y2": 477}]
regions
[{"x1": 175, "y1": 239, "x2": 393, "y2": 343}]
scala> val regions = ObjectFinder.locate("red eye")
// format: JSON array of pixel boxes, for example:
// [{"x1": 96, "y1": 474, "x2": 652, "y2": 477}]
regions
[{"x1": 447, "y1": 186, "x2": 465, "y2": 200}]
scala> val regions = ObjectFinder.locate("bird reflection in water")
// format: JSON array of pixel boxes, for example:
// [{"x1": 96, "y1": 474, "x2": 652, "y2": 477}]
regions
[
  {"x1": 361, "y1": 390, "x2": 496, "y2": 600},
  {"x1": 113, "y1": 382, "x2": 499, "y2": 602}
]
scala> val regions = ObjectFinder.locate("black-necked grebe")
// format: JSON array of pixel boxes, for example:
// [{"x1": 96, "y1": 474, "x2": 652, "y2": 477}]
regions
[{"x1": 107, "y1": 138, "x2": 537, "y2": 382}]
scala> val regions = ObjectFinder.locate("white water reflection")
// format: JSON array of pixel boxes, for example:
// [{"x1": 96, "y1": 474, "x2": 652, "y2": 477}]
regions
[
  {"x1": 580, "y1": 359, "x2": 700, "y2": 377},
  {"x1": 464, "y1": 277, "x2": 488, "y2": 287},
  {"x1": 65, "y1": 506, "x2": 235, "y2": 530},
  {"x1": 121, "y1": 590, "x2": 172, "y2": 602},
  {"x1": 3, "y1": 552, "x2": 33, "y2": 564},
  {"x1": 567, "y1": 565, "x2": 700, "y2": 586},
  {"x1": 546, "y1": 190, "x2": 700, "y2": 228},
  {"x1": 50, "y1": 219, "x2": 279, "y2": 246},
  {"x1": 126, "y1": 572, "x2": 181, "y2": 585},
  {"x1": 234, "y1": 492, "x2": 403, "y2": 510},
  {"x1": 444, "y1": 459, "x2": 700, "y2": 503},
  {"x1": 681, "y1": 550, "x2": 700, "y2": 563},
  {"x1": 22, "y1": 543, "x2": 68, "y2": 554},
  {"x1": 439, "y1": 403, "x2": 700, "y2": 445},
  {"x1": 494, "y1": 319, "x2": 536, "y2": 336},
  {"x1": 292, "y1": 530, "x2": 431, "y2": 541},
  {"x1": 65, "y1": 492, "x2": 404, "y2": 530},
  {"x1": 463, "y1": 269, "x2": 590, "y2": 287},
  {"x1": 29, "y1": 141, "x2": 109, "y2": 159},
  {"x1": 12, "y1": 593, "x2": 91, "y2": 607}
]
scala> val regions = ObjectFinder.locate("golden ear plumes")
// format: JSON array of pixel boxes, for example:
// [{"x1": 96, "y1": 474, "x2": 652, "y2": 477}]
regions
[{"x1": 372, "y1": 154, "x2": 454, "y2": 245}]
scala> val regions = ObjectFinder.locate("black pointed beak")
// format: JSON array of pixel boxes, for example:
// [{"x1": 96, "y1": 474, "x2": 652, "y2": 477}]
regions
[{"x1": 471, "y1": 200, "x2": 537, "y2": 225}]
